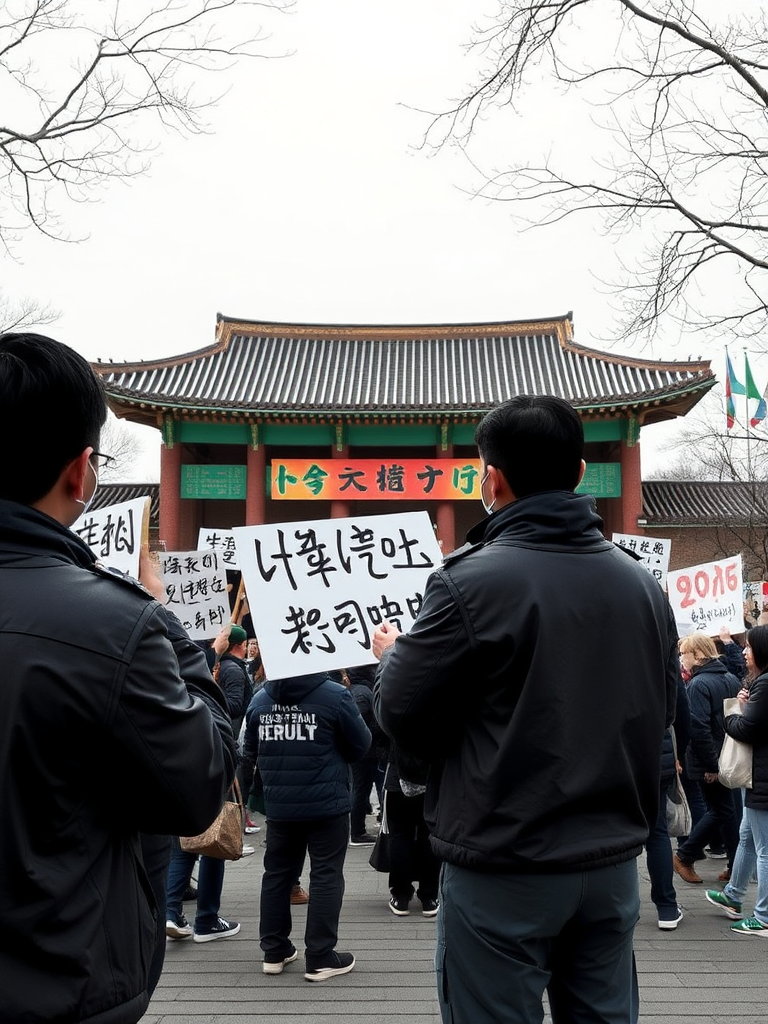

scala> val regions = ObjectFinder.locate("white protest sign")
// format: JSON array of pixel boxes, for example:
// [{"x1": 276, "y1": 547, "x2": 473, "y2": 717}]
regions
[
  {"x1": 233, "y1": 510, "x2": 442, "y2": 679},
  {"x1": 197, "y1": 527, "x2": 240, "y2": 569},
  {"x1": 744, "y1": 581, "x2": 768, "y2": 628},
  {"x1": 160, "y1": 550, "x2": 230, "y2": 640},
  {"x1": 612, "y1": 533, "x2": 671, "y2": 589},
  {"x1": 667, "y1": 554, "x2": 744, "y2": 637},
  {"x1": 72, "y1": 496, "x2": 150, "y2": 577}
]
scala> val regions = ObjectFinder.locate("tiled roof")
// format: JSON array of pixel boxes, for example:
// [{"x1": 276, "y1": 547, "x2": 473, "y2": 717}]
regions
[
  {"x1": 92, "y1": 483, "x2": 159, "y2": 527},
  {"x1": 642, "y1": 480, "x2": 768, "y2": 526},
  {"x1": 95, "y1": 313, "x2": 714, "y2": 424}
]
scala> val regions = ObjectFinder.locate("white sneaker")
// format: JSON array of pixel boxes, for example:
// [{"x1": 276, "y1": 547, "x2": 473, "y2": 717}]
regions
[{"x1": 241, "y1": 844, "x2": 256, "y2": 856}]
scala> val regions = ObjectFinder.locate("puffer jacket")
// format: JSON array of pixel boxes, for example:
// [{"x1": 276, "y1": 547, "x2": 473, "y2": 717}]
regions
[
  {"x1": 685, "y1": 657, "x2": 741, "y2": 779},
  {"x1": 725, "y1": 670, "x2": 768, "y2": 811},
  {"x1": 244, "y1": 672, "x2": 371, "y2": 819},
  {"x1": 0, "y1": 500, "x2": 236, "y2": 1024},
  {"x1": 375, "y1": 491, "x2": 679, "y2": 873}
]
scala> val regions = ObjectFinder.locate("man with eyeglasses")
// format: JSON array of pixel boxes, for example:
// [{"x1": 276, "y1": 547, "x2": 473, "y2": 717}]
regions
[{"x1": 0, "y1": 333, "x2": 237, "y2": 1024}]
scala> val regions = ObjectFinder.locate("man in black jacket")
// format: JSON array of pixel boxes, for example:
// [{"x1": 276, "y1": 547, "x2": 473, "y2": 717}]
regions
[
  {"x1": 0, "y1": 333, "x2": 237, "y2": 1024},
  {"x1": 373, "y1": 395, "x2": 679, "y2": 1024}
]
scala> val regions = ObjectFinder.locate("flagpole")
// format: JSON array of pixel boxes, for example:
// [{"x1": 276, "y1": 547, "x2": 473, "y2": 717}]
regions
[{"x1": 745, "y1": 347, "x2": 752, "y2": 479}]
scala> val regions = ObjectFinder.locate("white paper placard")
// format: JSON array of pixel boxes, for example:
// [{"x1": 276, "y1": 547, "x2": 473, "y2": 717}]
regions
[
  {"x1": 233, "y1": 511, "x2": 442, "y2": 679},
  {"x1": 72, "y1": 496, "x2": 150, "y2": 577},
  {"x1": 197, "y1": 527, "x2": 240, "y2": 569},
  {"x1": 667, "y1": 555, "x2": 744, "y2": 637},
  {"x1": 612, "y1": 532, "x2": 671, "y2": 589},
  {"x1": 160, "y1": 550, "x2": 230, "y2": 639}
]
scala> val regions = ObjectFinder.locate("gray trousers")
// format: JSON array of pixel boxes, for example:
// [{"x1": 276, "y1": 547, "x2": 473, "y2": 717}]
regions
[{"x1": 436, "y1": 859, "x2": 640, "y2": 1024}]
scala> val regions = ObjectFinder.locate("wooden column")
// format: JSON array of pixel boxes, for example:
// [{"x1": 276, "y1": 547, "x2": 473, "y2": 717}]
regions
[
  {"x1": 435, "y1": 436, "x2": 456, "y2": 554},
  {"x1": 246, "y1": 429, "x2": 266, "y2": 525},
  {"x1": 159, "y1": 436, "x2": 182, "y2": 550},
  {"x1": 620, "y1": 439, "x2": 643, "y2": 534}
]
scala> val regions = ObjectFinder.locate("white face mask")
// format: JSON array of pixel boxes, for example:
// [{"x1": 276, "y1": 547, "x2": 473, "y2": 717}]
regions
[
  {"x1": 74, "y1": 458, "x2": 99, "y2": 515},
  {"x1": 480, "y1": 472, "x2": 496, "y2": 516}
]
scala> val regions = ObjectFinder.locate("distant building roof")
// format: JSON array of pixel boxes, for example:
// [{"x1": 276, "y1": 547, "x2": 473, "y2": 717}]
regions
[
  {"x1": 642, "y1": 480, "x2": 768, "y2": 527},
  {"x1": 95, "y1": 312, "x2": 715, "y2": 428},
  {"x1": 92, "y1": 483, "x2": 159, "y2": 527}
]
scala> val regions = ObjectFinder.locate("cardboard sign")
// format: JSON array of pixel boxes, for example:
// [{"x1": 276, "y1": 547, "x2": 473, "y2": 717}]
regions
[
  {"x1": 72, "y1": 496, "x2": 150, "y2": 577},
  {"x1": 667, "y1": 555, "x2": 744, "y2": 637},
  {"x1": 197, "y1": 528, "x2": 240, "y2": 569},
  {"x1": 612, "y1": 533, "x2": 671, "y2": 589},
  {"x1": 160, "y1": 550, "x2": 230, "y2": 640},
  {"x1": 233, "y1": 510, "x2": 442, "y2": 679}
]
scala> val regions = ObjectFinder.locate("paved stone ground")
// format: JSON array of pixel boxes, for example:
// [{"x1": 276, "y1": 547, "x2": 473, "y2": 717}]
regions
[{"x1": 145, "y1": 817, "x2": 768, "y2": 1024}]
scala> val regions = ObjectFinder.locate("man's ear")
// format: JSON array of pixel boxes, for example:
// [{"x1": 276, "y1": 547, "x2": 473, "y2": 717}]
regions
[
  {"x1": 64, "y1": 448, "x2": 93, "y2": 504},
  {"x1": 576, "y1": 460, "x2": 586, "y2": 488},
  {"x1": 488, "y1": 464, "x2": 516, "y2": 505}
]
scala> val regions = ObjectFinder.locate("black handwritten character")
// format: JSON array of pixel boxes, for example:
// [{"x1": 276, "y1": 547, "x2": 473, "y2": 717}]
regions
[
  {"x1": 452, "y1": 464, "x2": 479, "y2": 495},
  {"x1": 416, "y1": 464, "x2": 444, "y2": 494},
  {"x1": 338, "y1": 468, "x2": 368, "y2": 493},
  {"x1": 201, "y1": 552, "x2": 218, "y2": 570},
  {"x1": 374, "y1": 595, "x2": 404, "y2": 632},
  {"x1": 222, "y1": 537, "x2": 237, "y2": 565},
  {"x1": 336, "y1": 526, "x2": 387, "y2": 579},
  {"x1": 381, "y1": 528, "x2": 435, "y2": 570},
  {"x1": 254, "y1": 531, "x2": 297, "y2": 590},
  {"x1": 281, "y1": 606, "x2": 336, "y2": 655},
  {"x1": 210, "y1": 575, "x2": 227, "y2": 595},
  {"x1": 162, "y1": 556, "x2": 182, "y2": 576},
  {"x1": 183, "y1": 556, "x2": 200, "y2": 574},
  {"x1": 302, "y1": 463, "x2": 329, "y2": 497},
  {"x1": 333, "y1": 600, "x2": 372, "y2": 649},
  {"x1": 406, "y1": 592, "x2": 424, "y2": 618},
  {"x1": 295, "y1": 529, "x2": 337, "y2": 587}
]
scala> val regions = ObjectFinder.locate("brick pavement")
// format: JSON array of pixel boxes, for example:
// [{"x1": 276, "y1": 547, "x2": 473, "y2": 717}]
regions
[{"x1": 144, "y1": 822, "x2": 768, "y2": 1024}]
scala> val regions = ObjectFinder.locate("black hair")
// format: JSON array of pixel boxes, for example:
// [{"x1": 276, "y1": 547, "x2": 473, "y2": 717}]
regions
[
  {"x1": 0, "y1": 332, "x2": 107, "y2": 504},
  {"x1": 474, "y1": 395, "x2": 584, "y2": 498},
  {"x1": 747, "y1": 625, "x2": 768, "y2": 676}
]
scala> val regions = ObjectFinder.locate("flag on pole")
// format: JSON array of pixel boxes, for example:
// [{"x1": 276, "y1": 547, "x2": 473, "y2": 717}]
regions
[
  {"x1": 745, "y1": 355, "x2": 767, "y2": 428},
  {"x1": 725, "y1": 349, "x2": 745, "y2": 429}
]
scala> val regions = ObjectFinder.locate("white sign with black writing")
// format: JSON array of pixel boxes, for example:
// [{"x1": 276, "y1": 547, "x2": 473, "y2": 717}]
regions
[
  {"x1": 667, "y1": 554, "x2": 744, "y2": 637},
  {"x1": 72, "y1": 496, "x2": 150, "y2": 577},
  {"x1": 197, "y1": 527, "x2": 240, "y2": 569},
  {"x1": 233, "y1": 511, "x2": 442, "y2": 679},
  {"x1": 612, "y1": 533, "x2": 671, "y2": 589},
  {"x1": 160, "y1": 550, "x2": 230, "y2": 640}
]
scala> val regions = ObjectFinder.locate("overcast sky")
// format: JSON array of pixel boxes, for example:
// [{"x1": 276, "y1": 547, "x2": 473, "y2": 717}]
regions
[{"x1": 3, "y1": 0, "x2": 757, "y2": 479}]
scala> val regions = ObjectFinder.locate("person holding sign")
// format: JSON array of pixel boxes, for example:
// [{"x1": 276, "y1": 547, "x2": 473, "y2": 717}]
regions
[
  {"x1": 374, "y1": 395, "x2": 679, "y2": 1024},
  {"x1": 0, "y1": 333, "x2": 237, "y2": 1024}
]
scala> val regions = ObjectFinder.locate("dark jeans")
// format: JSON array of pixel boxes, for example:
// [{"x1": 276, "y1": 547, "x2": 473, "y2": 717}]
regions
[
  {"x1": 645, "y1": 780, "x2": 677, "y2": 917},
  {"x1": 350, "y1": 758, "x2": 382, "y2": 836},
  {"x1": 259, "y1": 814, "x2": 349, "y2": 961},
  {"x1": 386, "y1": 789, "x2": 440, "y2": 902},
  {"x1": 166, "y1": 842, "x2": 225, "y2": 930},
  {"x1": 437, "y1": 860, "x2": 640, "y2": 1024},
  {"x1": 677, "y1": 780, "x2": 741, "y2": 867}
]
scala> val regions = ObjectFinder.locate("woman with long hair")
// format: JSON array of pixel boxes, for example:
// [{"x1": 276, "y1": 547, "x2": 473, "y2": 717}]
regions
[{"x1": 705, "y1": 624, "x2": 768, "y2": 935}]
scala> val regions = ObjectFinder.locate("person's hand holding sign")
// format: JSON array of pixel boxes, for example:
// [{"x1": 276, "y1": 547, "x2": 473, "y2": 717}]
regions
[{"x1": 372, "y1": 620, "x2": 400, "y2": 660}]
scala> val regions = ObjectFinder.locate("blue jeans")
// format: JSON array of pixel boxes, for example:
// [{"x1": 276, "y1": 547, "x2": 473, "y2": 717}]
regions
[
  {"x1": 436, "y1": 860, "x2": 640, "y2": 1024},
  {"x1": 166, "y1": 842, "x2": 225, "y2": 930},
  {"x1": 645, "y1": 780, "x2": 678, "y2": 919},
  {"x1": 259, "y1": 814, "x2": 349, "y2": 961},
  {"x1": 725, "y1": 806, "x2": 768, "y2": 924}
]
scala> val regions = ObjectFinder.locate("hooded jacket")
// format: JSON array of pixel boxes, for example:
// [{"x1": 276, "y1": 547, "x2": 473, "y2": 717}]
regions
[
  {"x1": 375, "y1": 491, "x2": 679, "y2": 873},
  {"x1": 685, "y1": 657, "x2": 741, "y2": 779},
  {"x1": 244, "y1": 672, "x2": 371, "y2": 820},
  {"x1": 0, "y1": 500, "x2": 236, "y2": 1024}
]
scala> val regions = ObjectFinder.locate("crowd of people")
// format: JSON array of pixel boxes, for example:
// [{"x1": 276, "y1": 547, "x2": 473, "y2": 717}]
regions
[{"x1": 3, "y1": 332, "x2": 768, "y2": 1024}]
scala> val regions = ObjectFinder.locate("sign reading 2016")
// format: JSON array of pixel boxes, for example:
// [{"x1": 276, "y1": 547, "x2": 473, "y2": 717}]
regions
[{"x1": 667, "y1": 555, "x2": 743, "y2": 637}]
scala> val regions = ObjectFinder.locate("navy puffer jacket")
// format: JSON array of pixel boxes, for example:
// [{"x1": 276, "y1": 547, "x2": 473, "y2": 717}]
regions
[
  {"x1": 686, "y1": 657, "x2": 741, "y2": 779},
  {"x1": 244, "y1": 672, "x2": 371, "y2": 820}
]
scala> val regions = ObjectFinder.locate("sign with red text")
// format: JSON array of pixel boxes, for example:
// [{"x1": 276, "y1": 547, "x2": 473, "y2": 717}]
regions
[
  {"x1": 270, "y1": 459, "x2": 481, "y2": 500},
  {"x1": 160, "y1": 550, "x2": 230, "y2": 640},
  {"x1": 72, "y1": 496, "x2": 150, "y2": 578},
  {"x1": 232, "y1": 511, "x2": 442, "y2": 678},
  {"x1": 667, "y1": 555, "x2": 743, "y2": 637}
]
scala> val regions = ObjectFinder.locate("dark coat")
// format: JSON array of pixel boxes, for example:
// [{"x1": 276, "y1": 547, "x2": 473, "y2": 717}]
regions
[
  {"x1": 217, "y1": 652, "x2": 253, "y2": 735},
  {"x1": 685, "y1": 658, "x2": 741, "y2": 779},
  {"x1": 725, "y1": 670, "x2": 768, "y2": 810},
  {"x1": 375, "y1": 491, "x2": 679, "y2": 874},
  {"x1": 0, "y1": 500, "x2": 236, "y2": 1024},
  {"x1": 244, "y1": 672, "x2": 371, "y2": 820}
]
